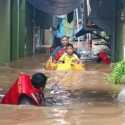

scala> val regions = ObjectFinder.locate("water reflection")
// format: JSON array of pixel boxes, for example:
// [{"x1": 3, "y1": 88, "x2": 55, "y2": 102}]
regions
[{"x1": 0, "y1": 103, "x2": 124, "y2": 125}]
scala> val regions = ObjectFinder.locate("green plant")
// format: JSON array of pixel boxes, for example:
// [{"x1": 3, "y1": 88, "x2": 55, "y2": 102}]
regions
[{"x1": 107, "y1": 60, "x2": 125, "y2": 84}]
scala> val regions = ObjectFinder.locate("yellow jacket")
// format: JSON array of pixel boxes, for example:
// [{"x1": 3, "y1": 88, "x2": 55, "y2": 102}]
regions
[{"x1": 59, "y1": 53, "x2": 79, "y2": 64}]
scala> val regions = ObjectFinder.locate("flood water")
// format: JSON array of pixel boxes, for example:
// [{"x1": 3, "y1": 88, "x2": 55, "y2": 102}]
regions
[{"x1": 0, "y1": 54, "x2": 125, "y2": 125}]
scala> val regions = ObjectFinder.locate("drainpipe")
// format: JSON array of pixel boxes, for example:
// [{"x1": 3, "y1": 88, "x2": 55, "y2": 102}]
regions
[{"x1": 75, "y1": 8, "x2": 80, "y2": 49}]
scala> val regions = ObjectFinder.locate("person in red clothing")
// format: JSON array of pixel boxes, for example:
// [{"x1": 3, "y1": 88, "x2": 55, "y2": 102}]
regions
[
  {"x1": 1, "y1": 72, "x2": 47, "y2": 106},
  {"x1": 55, "y1": 47, "x2": 65, "y2": 61},
  {"x1": 97, "y1": 50, "x2": 111, "y2": 64},
  {"x1": 50, "y1": 36, "x2": 69, "y2": 61}
]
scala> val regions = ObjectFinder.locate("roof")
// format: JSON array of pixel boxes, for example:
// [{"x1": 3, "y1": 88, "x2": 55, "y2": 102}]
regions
[{"x1": 27, "y1": 0, "x2": 82, "y2": 15}]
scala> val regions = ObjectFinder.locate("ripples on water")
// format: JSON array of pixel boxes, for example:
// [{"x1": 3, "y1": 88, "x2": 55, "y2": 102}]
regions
[
  {"x1": 44, "y1": 83, "x2": 116, "y2": 107},
  {"x1": 0, "y1": 55, "x2": 125, "y2": 125}
]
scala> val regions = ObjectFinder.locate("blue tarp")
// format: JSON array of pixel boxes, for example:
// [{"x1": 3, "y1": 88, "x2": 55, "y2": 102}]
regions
[{"x1": 27, "y1": 0, "x2": 82, "y2": 15}]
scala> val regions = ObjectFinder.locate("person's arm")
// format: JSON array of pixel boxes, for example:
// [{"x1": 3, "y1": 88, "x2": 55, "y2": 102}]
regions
[{"x1": 73, "y1": 54, "x2": 81, "y2": 63}]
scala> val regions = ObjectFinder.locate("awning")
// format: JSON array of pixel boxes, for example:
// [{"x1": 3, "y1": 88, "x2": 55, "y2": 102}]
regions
[{"x1": 27, "y1": 0, "x2": 82, "y2": 15}]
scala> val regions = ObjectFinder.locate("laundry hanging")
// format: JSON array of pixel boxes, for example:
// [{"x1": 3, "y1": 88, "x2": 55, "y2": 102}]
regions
[
  {"x1": 27, "y1": 0, "x2": 82, "y2": 15},
  {"x1": 67, "y1": 11, "x2": 74, "y2": 23}
]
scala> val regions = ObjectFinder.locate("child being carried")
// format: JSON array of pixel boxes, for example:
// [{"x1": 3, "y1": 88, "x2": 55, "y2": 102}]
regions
[{"x1": 57, "y1": 43, "x2": 84, "y2": 71}]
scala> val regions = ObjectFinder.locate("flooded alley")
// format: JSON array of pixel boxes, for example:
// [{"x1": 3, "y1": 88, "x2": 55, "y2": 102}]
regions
[
  {"x1": 0, "y1": 54, "x2": 125, "y2": 125},
  {"x1": 0, "y1": 0, "x2": 125, "y2": 125}
]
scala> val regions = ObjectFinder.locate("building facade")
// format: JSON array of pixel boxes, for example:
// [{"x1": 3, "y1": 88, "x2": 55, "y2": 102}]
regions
[{"x1": 0, "y1": 0, "x2": 52, "y2": 64}]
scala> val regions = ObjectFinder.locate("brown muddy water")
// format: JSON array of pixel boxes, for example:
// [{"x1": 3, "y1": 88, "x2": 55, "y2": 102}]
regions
[{"x1": 0, "y1": 54, "x2": 125, "y2": 125}]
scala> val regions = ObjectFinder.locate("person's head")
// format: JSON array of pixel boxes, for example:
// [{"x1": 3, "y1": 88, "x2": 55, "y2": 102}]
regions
[
  {"x1": 32, "y1": 73, "x2": 47, "y2": 89},
  {"x1": 61, "y1": 36, "x2": 69, "y2": 47},
  {"x1": 65, "y1": 43, "x2": 74, "y2": 56}
]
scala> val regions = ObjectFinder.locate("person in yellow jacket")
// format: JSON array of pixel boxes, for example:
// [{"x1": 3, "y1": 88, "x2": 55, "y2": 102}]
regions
[{"x1": 57, "y1": 43, "x2": 84, "y2": 71}]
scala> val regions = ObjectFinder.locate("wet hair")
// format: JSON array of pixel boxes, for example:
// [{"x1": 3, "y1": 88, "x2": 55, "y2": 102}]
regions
[
  {"x1": 32, "y1": 73, "x2": 47, "y2": 89},
  {"x1": 66, "y1": 43, "x2": 74, "y2": 49},
  {"x1": 61, "y1": 35, "x2": 69, "y2": 41}
]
